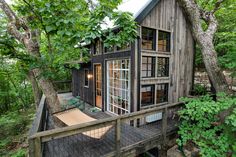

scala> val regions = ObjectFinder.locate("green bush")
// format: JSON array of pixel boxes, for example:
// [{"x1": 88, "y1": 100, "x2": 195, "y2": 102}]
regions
[
  {"x1": 193, "y1": 83, "x2": 208, "y2": 95},
  {"x1": 177, "y1": 93, "x2": 236, "y2": 157}
]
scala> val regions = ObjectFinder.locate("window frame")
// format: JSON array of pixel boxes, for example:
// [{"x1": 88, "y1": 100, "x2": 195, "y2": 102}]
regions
[
  {"x1": 141, "y1": 56, "x2": 156, "y2": 78},
  {"x1": 141, "y1": 27, "x2": 156, "y2": 51},
  {"x1": 158, "y1": 30, "x2": 171, "y2": 52},
  {"x1": 141, "y1": 85, "x2": 155, "y2": 107},
  {"x1": 156, "y1": 57, "x2": 169, "y2": 77},
  {"x1": 156, "y1": 83, "x2": 169, "y2": 104},
  {"x1": 84, "y1": 69, "x2": 89, "y2": 88}
]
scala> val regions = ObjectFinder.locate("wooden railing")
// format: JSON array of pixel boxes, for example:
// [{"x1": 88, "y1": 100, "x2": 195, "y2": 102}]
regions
[
  {"x1": 53, "y1": 80, "x2": 72, "y2": 93},
  {"x1": 28, "y1": 102, "x2": 184, "y2": 157},
  {"x1": 28, "y1": 95, "x2": 48, "y2": 156}
]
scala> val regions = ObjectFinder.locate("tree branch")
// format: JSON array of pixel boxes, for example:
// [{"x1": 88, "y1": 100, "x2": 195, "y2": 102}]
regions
[{"x1": 212, "y1": 0, "x2": 225, "y2": 13}]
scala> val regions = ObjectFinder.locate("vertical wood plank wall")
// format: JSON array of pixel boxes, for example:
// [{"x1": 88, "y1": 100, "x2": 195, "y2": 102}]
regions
[{"x1": 140, "y1": 0, "x2": 194, "y2": 104}]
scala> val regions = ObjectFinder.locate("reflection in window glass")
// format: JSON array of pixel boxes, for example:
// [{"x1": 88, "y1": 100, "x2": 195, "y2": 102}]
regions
[
  {"x1": 156, "y1": 84, "x2": 168, "y2": 104},
  {"x1": 142, "y1": 27, "x2": 156, "y2": 50},
  {"x1": 107, "y1": 59, "x2": 130, "y2": 115},
  {"x1": 157, "y1": 57, "x2": 169, "y2": 77},
  {"x1": 158, "y1": 31, "x2": 170, "y2": 52},
  {"x1": 141, "y1": 85, "x2": 154, "y2": 106},
  {"x1": 142, "y1": 56, "x2": 155, "y2": 78}
]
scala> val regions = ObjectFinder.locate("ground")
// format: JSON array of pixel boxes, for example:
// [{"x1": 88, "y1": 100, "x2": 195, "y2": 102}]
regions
[{"x1": 0, "y1": 106, "x2": 35, "y2": 157}]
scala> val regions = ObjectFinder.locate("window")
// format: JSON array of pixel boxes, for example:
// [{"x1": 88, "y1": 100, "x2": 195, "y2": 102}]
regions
[
  {"x1": 116, "y1": 43, "x2": 131, "y2": 51},
  {"x1": 107, "y1": 59, "x2": 130, "y2": 115},
  {"x1": 157, "y1": 57, "x2": 169, "y2": 77},
  {"x1": 156, "y1": 84, "x2": 168, "y2": 104},
  {"x1": 94, "y1": 40, "x2": 101, "y2": 55},
  {"x1": 142, "y1": 27, "x2": 156, "y2": 50},
  {"x1": 84, "y1": 70, "x2": 89, "y2": 87},
  {"x1": 158, "y1": 31, "x2": 170, "y2": 52},
  {"x1": 104, "y1": 45, "x2": 114, "y2": 53},
  {"x1": 142, "y1": 56, "x2": 155, "y2": 78},
  {"x1": 141, "y1": 85, "x2": 154, "y2": 106}
]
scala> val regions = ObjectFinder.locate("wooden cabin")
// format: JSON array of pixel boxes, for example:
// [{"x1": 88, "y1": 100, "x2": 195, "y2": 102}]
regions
[{"x1": 71, "y1": 0, "x2": 195, "y2": 117}]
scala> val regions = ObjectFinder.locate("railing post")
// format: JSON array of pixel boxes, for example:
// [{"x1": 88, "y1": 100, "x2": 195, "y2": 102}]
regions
[
  {"x1": 162, "y1": 107, "x2": 168, "y2": 144},
  {"x1": 115, "y1": 118, "x2": 121, "y2": 156},
  {"x1": 28, "y1": 137, "x2": 42, "y2": 157}
]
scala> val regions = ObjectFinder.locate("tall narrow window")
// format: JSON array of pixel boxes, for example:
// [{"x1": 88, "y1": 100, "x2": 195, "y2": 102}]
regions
[
  {"x1": 156, "y1": 84, "x2": 168, "y2": 104},
  {"x1": 142, "y1": 27, "x2": 156, "y2": 50},
  {"x1": 142, "y1": 56, "x2": 155, "y2": 78},
  {"x1": 107, "y1": 59, "x2": 130, "y2": 115},
  {"x1": 141, "y1": 85, "x2": 154, "y2": 106},
  {"x1": 94, "y1": 40, "x2": 101, "y2": 55},
  {"x1": 157, "y1": 57, "x2": 169, "y2": 77},
  {"x1": 84, "y1": 70, "x2": 89, "y2": 87},
  {"x1": 158, "y1": 31, "x2": 170, "y2": 52}
]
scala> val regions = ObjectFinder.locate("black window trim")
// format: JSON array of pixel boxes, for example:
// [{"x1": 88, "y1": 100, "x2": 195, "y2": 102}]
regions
[{"x1": 141, "y1": 27, "x2": 156, "y2": 51}]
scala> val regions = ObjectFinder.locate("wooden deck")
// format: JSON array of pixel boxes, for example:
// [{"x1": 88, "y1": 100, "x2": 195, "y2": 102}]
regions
[
  {"x1": 29, "y1": 94, "x2": 184, "y2": 157},
  {"x1": 43, "y1": 118, "x2": 178, "y2": 157}
]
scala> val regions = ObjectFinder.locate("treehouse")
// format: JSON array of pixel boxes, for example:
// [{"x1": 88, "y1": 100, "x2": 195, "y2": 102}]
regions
[
  {"x1": 72, "y1": 0, "x2": 194, "y2": 116},
  {"x1": 29, "y1": 0, "x2": 195, "y2": 156}
]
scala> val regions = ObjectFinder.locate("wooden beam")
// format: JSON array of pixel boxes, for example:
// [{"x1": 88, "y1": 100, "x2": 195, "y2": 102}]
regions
[{"x1": 115, "y1": 118, "x2": 121, "y2": 156}]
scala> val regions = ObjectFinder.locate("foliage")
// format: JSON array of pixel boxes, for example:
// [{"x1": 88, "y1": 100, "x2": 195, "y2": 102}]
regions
[
  {"x1": 194, "y1": 0, "x2": 236, "y2": 77},
  {"x1": 193, "y1": 83, "x2": 208, "y2": 95},
  {"x1": 177, "y1": 94, "x2": 236, "y2": 157},
  {"x1": 62, "y1": 96, "x2": 86, "y2": 111},
  {"x1": 0, "y1": 107, "x2": 35, "y2": 156}
]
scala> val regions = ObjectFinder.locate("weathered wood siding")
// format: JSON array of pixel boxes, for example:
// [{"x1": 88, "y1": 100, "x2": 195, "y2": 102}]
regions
[
  {"x1": 72, "y1": 63, "x2": 93, "y2": 105},
  {"x1": 140, "y1": 0, "x2": 195, "y2": 104}
]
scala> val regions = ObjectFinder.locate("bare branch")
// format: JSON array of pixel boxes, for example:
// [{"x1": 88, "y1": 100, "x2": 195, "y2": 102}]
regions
[
  {"x1": 0, "y1": 0, "x2": 17, "y2": 21},
  {"x1": 212, "y1": 0, "x2": 225, "y2": 13}
]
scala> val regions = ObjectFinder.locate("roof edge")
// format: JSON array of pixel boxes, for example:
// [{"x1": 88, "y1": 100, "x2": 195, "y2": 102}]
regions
[{"x1": 135, "y1": 0, "x2": 161, "y2": 24}]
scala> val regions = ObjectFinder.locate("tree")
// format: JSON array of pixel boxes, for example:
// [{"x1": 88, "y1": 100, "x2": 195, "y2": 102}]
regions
[
  {"x1": 177, "y1": 0, "x2": 230, "y2": 93},
  {"x1": 0, "y1": 0, "x2": 137, "y2": 116}
]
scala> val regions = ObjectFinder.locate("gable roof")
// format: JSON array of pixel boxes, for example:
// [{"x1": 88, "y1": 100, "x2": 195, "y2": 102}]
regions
[{"x1": 118, "y1": 0, "x2": 161, "y2": 23}]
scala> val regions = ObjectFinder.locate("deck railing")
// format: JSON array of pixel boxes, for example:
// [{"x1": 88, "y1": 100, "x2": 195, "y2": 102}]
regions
[
  {"x1": 28, "y1": 102, "x2": 184, "y2": 157},
  {"x1": 53, "y1": 80, "x2": 72, "y2": 93}
]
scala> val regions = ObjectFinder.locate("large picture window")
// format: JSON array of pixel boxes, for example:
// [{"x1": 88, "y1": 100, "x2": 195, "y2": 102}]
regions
[
  {"x1": 142, "y1": 27, "x2": 156, "y2": 50},
  {"x1": 107, "y1": 59, "x2": 130, "y2": 115},
  {"x1": 142, "y1": 56, "x2": 155, "y2": 78},
  {"x1": 141, "y1": 85, "x2": 154, "y2": 106},
  {"x1": 156, "y1": 84, "x2": 168, "y2": 104},
  {"x1": 157, "y1": 57, "x2": 169, "y2": 77},
  {"x1": 158, "y1": 31, "x2": 170, "y2": 52}
]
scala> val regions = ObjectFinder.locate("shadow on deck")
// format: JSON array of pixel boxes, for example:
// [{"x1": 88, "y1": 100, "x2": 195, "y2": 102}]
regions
[{"x1": 29, "y1": 94, "x2": 183, "y2": 157}]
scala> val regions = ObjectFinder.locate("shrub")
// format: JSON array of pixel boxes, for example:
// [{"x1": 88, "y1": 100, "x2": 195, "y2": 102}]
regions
[{"x1": 177, "y1": 93, "x2": 236, "y2": 157}]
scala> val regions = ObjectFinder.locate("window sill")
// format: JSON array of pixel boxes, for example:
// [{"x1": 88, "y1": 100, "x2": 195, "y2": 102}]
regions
[{"x1": 84, "y1": 86, "x2": 89, "y2": 88}]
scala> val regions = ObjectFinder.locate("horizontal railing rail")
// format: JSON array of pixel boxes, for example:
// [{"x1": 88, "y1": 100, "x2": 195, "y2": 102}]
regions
[
  {"x1": 29, "y1": 102, "x2": 184, "y2": 157},
  {"x1": 53, "y1": 80, "x2": 72, "y2": 93}
]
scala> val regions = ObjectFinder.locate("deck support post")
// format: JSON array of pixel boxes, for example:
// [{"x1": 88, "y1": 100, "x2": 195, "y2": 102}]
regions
[
  {"x1": 115, "y1": 118, "x2": 121, "y2": 156},
  {"x1": 162, "y1": 107, "x2": 168, "y2": 144},
  {"x1": 35, "y1": 137, "x2": 42, "y2": 157},
  {"x1": 28, "y1": 137, "x2": 42, "y2": 157}
]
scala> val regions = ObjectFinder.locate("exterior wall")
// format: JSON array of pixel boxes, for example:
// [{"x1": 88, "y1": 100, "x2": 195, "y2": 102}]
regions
[
  {"x1": 139, "y1": 0, "x2": 195, "y2": 107},
  {"x1": 72, "y1": 63, "x2": 93, "y2": 105},
  {"x1": 72, "y1": 0, "x2": 195, "y2": 114}
]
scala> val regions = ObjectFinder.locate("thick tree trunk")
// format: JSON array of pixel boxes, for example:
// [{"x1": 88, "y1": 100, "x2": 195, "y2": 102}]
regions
[
  {"x1": 177, "y1": 0, "x2": 229, "y2": 94},
  {"x1": 199, "y1": 39, "x2": 229, "y2": 93},
  {"x1": 27, "y1": 70, "x2": 42, "y2": 108},
  {"x1": 0, "y1": 0, "x2": 61, "y2": 113}
]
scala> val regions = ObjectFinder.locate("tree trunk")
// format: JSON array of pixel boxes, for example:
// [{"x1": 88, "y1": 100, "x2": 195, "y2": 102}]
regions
[
  {"x1": 27, "y1": 70, "x2": 42, "y2": 108},
  {"x1": 177, "y1": 0, "x2": 229, "y2": 93},
  {"x1": 0, "y1": 0, "x2": 61, "y2": 114},
  {"x1": 198, "y1": 37, "x2": 229, "y2": 93}
]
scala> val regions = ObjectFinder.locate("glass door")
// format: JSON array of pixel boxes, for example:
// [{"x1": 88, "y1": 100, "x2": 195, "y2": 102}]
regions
[{"x1": 95, "y1": 64, "x2": 102, "y2": 108}]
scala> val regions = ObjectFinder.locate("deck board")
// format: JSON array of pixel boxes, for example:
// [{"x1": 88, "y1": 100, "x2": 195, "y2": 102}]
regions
[{"x1": 43, "y1": 118, "x2": 178, "y2": 157}]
